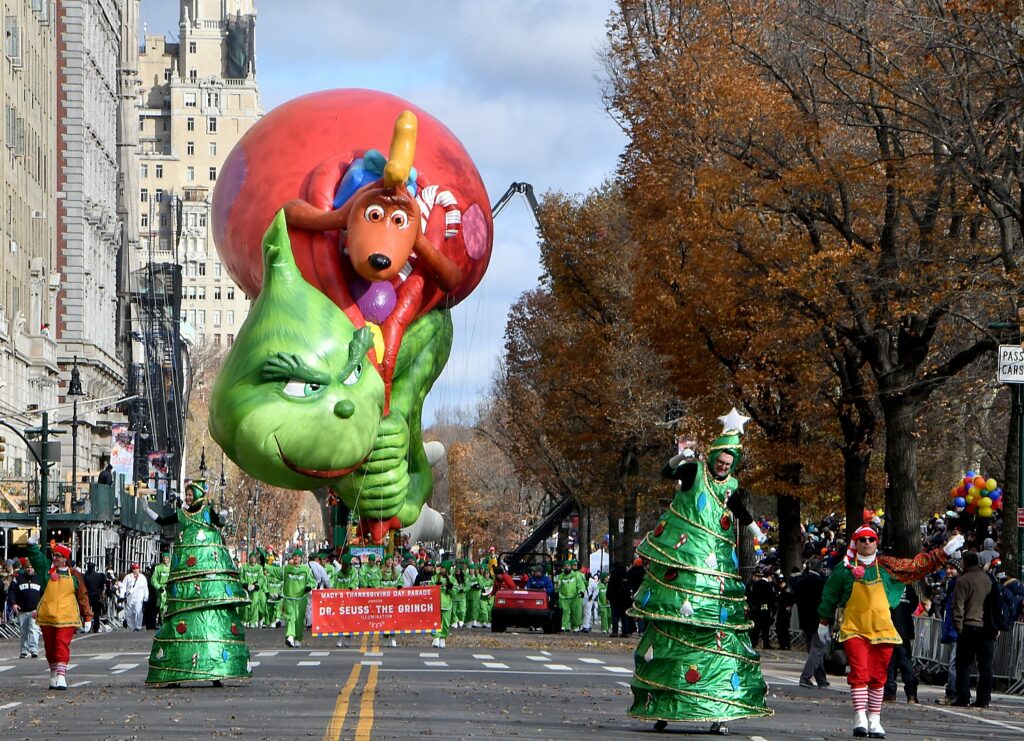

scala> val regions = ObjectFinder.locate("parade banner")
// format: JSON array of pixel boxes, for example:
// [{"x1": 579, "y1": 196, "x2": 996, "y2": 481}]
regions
[
  {"x1": 110, "y1": 424, "x2": 135, "y2": 486},
  {"x1": 311, "y1": 586, "x2": 441, "y2": 636}
]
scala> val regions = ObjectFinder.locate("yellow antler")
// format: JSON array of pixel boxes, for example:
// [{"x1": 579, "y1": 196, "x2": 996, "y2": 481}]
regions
[{"x1": 383, "y1": 110, "x2": 417, "y2": 189}]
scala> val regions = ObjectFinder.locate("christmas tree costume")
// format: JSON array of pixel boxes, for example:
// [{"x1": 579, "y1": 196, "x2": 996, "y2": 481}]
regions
[
  {"x1": 263, "y1": 558, "x2": 284, "y2": 627},
  {"x1": 151, "y1": 553, "x2": 171, "y2": 620},
  {"x1": 145, "y1": 482, "x2": 251, "y2": 686},
  {"x1": 628, "y1": 411, "x2": 772, "y2": 732},
  {"x1": 282, "y1": 550, "x2": 316, "y2": 646},
  {"x1": 240, "y1": 553, "x2": 267, "y2": 628}
]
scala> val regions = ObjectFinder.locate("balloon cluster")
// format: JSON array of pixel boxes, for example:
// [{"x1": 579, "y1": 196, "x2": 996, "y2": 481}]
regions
[{"x1": 950, "y1": 471, "x2": 1003, "y2": 519}]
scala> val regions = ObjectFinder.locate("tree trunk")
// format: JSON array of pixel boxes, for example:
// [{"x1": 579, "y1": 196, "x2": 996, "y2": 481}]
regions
[
  {"x1": 579, "y1": 505, "x2": 592, "y2": 569},
  {"x1": 883, "y1": 395, "x2": 921, "y2": 557},
  {"x1": 776, "y1": 494, "x2": 802, "y2": 575},
  {"x1": 623, "y1": 488, "x2": 638, "y2": 561},
  {"x1": 843, "y1": 451, "x2": 869, "y2": 541}
]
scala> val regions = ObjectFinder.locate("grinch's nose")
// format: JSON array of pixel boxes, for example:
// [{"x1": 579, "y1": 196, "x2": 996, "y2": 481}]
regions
[{"x1": 334, "y1": 400, "x2": 355, "y2": 419}]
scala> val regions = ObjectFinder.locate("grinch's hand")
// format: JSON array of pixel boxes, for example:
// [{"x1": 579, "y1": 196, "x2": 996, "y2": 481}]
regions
[{"x1": 338, "y1": 410, "x2": 410, "y2": 522}]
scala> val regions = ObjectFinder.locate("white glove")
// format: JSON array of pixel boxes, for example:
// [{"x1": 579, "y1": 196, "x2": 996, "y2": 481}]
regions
[
  {"x1": 817, "y1": 623, "x2": 831, "y2": 645},
  {"x1": 746, "y1": 522, "x2": 767, "y2": 544},
  {"x1": 82, "y1": 620, "x2": 92, "y2": 633},
  {"x1": 668, "y1": 450, "x2": 695, "y2": 468},
  {"x1": 27, "y1": 533, "x2": 39, "y2": 546},
  {"x1": 943, "y1": 533, "x2": 965, "y2": 556},
  {"x1": 143, "y1": 503, "x2": 159, "y2": 521}
]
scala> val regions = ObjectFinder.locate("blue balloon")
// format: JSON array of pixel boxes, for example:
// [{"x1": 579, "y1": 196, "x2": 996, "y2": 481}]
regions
[
  {"x1": 990, "y1": 490, "x2": 1001, "y2": 502},
  {"x1": 954, "y1": 496, "x2": 966, "y2": 508},
  {"x1": 966, "y1": 470, "x2": 976, "y2": 478}
]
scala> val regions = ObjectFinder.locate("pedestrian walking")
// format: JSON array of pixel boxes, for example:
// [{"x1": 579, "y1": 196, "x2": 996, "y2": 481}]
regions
[
  {"x1": 952, "y1": 551, "x2": 995, "y2": 708},
  {"x1": 6, "y1": 562, "x2": 41, "y2": 657},
  {"x1": 794, "y1": 558, "x2": 829, "y2": 688},
  {"x1": 119, "y1": 563, "x2": 149, "y2": 630}
]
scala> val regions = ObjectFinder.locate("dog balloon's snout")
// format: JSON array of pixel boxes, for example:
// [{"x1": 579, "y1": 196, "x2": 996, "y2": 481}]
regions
[{"x1": 368, "y1": 253, "x2": 392, "y2": 271}]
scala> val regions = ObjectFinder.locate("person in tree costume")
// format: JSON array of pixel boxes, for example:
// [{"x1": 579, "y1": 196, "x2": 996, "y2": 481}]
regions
[
  {"x1": 628, "y1": 409, "x2": 771, "y2": 734},
  {"x1": 430, "y1": 560, "x2": 453, "y2": 648},
  {"x1": 151, "y1": 552, "x2": 171, "y2": 623},
  {"x1": 282, "y1": 548, "x2": 316, "y2": 647},
  {"x1": 144, "y1": 481, "x2": 251, "y2": 686},
  {"x1": 556, "y1": 560, "x2": 586, "y2": 632},
  {"x1": 263, "y1": 553, "x2": 284, "y2": 628},
  {"x1": 240, "y1": 551, "x2": 267, "y2": 628},
  {"x1": 818, "y1": 524, "x2": 964, "y2": 738}
]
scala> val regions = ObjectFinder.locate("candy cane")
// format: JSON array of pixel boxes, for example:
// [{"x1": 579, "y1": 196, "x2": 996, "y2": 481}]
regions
[{"x1": 416, "y1": 183, "x2": 462, "y2": 239}]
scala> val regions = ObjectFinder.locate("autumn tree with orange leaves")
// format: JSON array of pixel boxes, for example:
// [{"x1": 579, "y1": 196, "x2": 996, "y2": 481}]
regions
[{"x1": 605, "y1": 0, "x2": 1024, "y2": 558}]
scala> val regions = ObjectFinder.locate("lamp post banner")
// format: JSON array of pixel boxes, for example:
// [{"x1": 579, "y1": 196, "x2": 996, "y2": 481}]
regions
[
  {"x1": 311, "y1": 586, "x2": 441, "y2": 636},
  {"x1": 110, "y1": 424, "x2": 135, "y2": 485}
]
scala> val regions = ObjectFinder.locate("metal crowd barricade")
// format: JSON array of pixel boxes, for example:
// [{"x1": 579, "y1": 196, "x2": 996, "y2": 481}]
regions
[{"x1": 913, "y1": 615, "x2": 1024, "y2": 695}]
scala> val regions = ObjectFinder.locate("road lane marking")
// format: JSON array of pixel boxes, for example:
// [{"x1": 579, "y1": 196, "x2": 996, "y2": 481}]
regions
[
  {"x1": 0, "y1": 667, "x2": 12, "y2": 673},
  {"x1": 424, "y1": 661, "x2": 448, "y2": 667},
  {"x1": 365, "y1": 651, "x2": 384, "y2": 657},
  {"x1": 579, "y1": 658, "x2": 605, "y2": 664},
  {"x1": 249, "y1": 662, "x2": 260, "y2": 668},
  {"x1": 616, "y1": 681, "x2": 631, "y2": 688},
  {"x1": 526, "y1": 656, "x2": 548, "y2": 661},
  {"x1": 482, "y1": 662, "x2": 509, "y2": 669},
  {"x1": 604, "y1": 666, "x2": 633, "y2": 674},
  {"x1": 0, "y1": 702, "x2": 22, "y2": 710},
  {"x1": 750, "y1": 736, "x2": 770, "y2": 741},
  {"x1": 110, "y1": 663, "x2": 137, "y2": 674},
  {"x1": 924, "y1": 706, "x2": 1024, "y2": 732},
  {"x1": 360, "y1": 660, "x2": 382, "y2": 666},
  {"x1": 66, "y1": 664, "x2": 77, "y2": 670},
  {"x1": 473, "y1": 654, "x2": 494, "y2": 660},
  {"x1": 298, "y1": 661, "x2": 321, "y2": 667},
  {"x1": 309, "y1": 651, "x2": 330, "y2": 657},
  {"x1": 323, "y1": 662, "x2": 363, "y2": 741},
  {"x1": 540, "y1": 650, "x2": 551, "y2": 656},
  {"x1": 354, "y1": 662, "x2": 379, "y2": 741},
  {"x1": 544, "y1": 664, "x2": 574, "y2": 671},
  {"x1": 70, "y1": 681, "x2": 91, "y2": 687},
  {"x1": 90, "y1": 653, "x2": 119, "y2": 661},
  {"x1": 419, "y1": 652, "x2": 439, "y2": 658},
  {"x1": 256, "y1": 651, "x2": 279, "y2": 657}
]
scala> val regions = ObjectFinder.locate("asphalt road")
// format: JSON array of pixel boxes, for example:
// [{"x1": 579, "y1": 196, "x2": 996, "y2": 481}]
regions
[{"x1": 1, "y1": 628, "x2": 1023, "y2": 740}]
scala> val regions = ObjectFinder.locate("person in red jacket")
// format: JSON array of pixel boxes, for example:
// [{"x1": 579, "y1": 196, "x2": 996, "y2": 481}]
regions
[{"x1": 25, "y1": 536, "x2": 93, "y2": 690}]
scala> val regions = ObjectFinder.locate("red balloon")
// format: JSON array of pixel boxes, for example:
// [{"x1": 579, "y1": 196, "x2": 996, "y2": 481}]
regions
[{"x1": 212, "y1": 89, "x2": 493, "y2": 326}]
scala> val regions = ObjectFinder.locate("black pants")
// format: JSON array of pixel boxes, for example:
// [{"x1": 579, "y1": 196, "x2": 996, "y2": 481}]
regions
[
  {"x1": 885, "y1": 641, "x2": 917, "y2": 698},
  {"x1": 775, "y1": 608, "x2": 792, "y2": 650},
  {"x1": 751, "y1": 614, "x2": 773, "y2": 649},
  {"x1": 955, "y1": 626, "x2": 995, "y2": 706},
  {"x1": 88, "y1": 596, "x2": 104, "y2": 632},
  {"x1": 610, "y1": 606, "x2": 634, "y2": 636}
]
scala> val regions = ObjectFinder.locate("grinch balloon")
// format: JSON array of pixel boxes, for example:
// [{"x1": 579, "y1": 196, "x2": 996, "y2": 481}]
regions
[{"x1": 210, "y1": 90, "x2": 493, "y2": 543}]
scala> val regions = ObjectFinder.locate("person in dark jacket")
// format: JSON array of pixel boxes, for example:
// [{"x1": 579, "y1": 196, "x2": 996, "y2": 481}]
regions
[
  {"x1": 775, "y1": 571, "x2": 796, "y2": 650},
  {"x1": 607, "y1": 563, "x2": 633, "y2": 637},
  {"x1": 952, "y1": 551, "x2": 995, "y2": 707},
  {"x1": 7, "y1": 563, "x2": 42, "y2": 657},
  {"x1": 82, "y1": 563, "x2": 106, "y2": 633},
  {"x1": 747, "y1": 568, "x2": 777, "y2": 649},
  {"x1": 794, "y1": 558, "x2": 829, "y2": 688},
  {"x1": 884, "y1": 584, "x2": 919, "y2": 702},
  {"x1": 626, "y1": 558, "x2": 646, "y2": 633}
]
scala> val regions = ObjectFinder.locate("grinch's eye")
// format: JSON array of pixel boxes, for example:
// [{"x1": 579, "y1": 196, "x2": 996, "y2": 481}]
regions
[
  {"x1": 364, "y1": 205, "x2": 385, "y2": 223},
  {"x1": 342, "y1": 363, "x2": 361, "y2": 386},
  {"x1": 390, "y1": 210, "x2": 409, "y2": 229},
  {"x1": 282, "y1": 380, "x2": 325, "y2": 398}
]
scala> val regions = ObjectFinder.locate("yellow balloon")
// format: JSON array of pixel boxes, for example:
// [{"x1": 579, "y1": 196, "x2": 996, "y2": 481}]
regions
[
  {"x1": 979, "y1": 507, "x2": 993, "y2": 518},
  {"x1": 979, "y1": 496, "x2": 992, "y2": 508},
  {"x1": 968, "y1": 486, "x2": 979, "y2": 497},
  {"x1": 876, "y1": 508, "x2": 884, "y2": 516},
  {"x1": 985, "y1": 478, "x2": 997, "y2": 491}
]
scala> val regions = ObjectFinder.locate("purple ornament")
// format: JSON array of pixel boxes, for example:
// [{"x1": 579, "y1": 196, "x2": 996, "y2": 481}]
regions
[{"x1": 350, "y1": 277, "x2": 397, "y2": 324}]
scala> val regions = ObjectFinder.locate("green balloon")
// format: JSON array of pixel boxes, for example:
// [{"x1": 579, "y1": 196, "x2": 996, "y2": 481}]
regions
[{"x1": 209, "y1": 209, "x2": 384, "y2": 489}]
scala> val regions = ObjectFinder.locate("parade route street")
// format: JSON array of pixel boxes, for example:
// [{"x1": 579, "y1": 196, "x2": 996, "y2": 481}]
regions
[{"x1": 1, "y1": 630, "x2": 1022, "y2": 740}]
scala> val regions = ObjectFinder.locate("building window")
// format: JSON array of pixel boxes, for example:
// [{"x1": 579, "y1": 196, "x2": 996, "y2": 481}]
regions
[
  {"x1": 164, "y1": 69, "x2": 171, "y2": 82},
  {"x1": 226, "y1": 310, "x2": 235, "y2": 325},
  {"x1": 214, "y1": 334, "x2": 221, "y2": 347},
  {"x1": 186, "y1": 166, "x2": 194, "y2": 181},
  {"x1": 226, "y1": 286, "x2": 235, "y2": 300},
  {"x1": 188, "y1": 41, "x2": 196, "y2": 53},
  {"x1": 198, "y1": 262, "x2": 207, "y2": 277},
  {"x1": 207, "y1": 117, "x2": 217, "y2": 133},
  {"x1": 207, "y1": 92, "x2": 219, "y2": 107},
  {"x1": 187, "y1": 309, "x2": 196, "y2": 325},
  {"x1": 155, "y1": 189, "x2": 164, "y2": 202},
  {"x1": 213, "y1": 310, "x2": 221, "y2": 327},
  {"x1": 139, "y1": 118, "x2": 144, "y2": 131},
  {"x1": 208, "y1": 166, "x2": 217, "y2": 181},
  {"x1": 214, "y1": 262, "x2": 222, "y2": 278},
  {"x1": 189, "y1": 69, "x2": 198, "y2": 83},
  {"x1": 213, "y1": 286, "x2": 221, "y2": 300},
  {"x1": 227, "y1": 334, "x2": 234, "y2": 346},
  {"x1": 186, "y1": 262, "x2": 196, "y2": 277},
  {"x1": 140, "y1": 189, "x2": 148, "y2": 203},
  {"x1": 187, "y1": 117, "x2": 195, "y2": 131},
  {"x1": 155, "y1": 164, "x2": 163, "y2": 179},
  {"x1": 197, "y1": 286, "x2": 206, "y2": 300},
  {"x1": 159, "y1": 214, "x2": 169, "y2": 227},
  {"x1": 140, "y1": 164, "x2": 148, "y2": 178},
  {"x1": 162, "y1": 119, "x2": 169, "y2": 132},
  {"x1": 140, "y1": 213, "x2": 149, "y2": 227},
  {"x1": 199, "y1": 213, "x2": 207, "y2": 227},
  {"x1": 186, "y1": 140, "x2": 195, "y2": 156},
  {"x1": 197, "y1": 309, "x2": 206, "y2": 325},
  {"x1": 185, "y1": 93, "x2": 197, "y2": 108},
  {"x1": 208, "y1": 141, "x2": 217, "y2": 156}
]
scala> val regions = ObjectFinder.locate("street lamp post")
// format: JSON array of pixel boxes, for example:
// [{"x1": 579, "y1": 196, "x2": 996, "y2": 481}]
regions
[{"x1": 67, "y1": 356, "x2": 84, "y2": 500}]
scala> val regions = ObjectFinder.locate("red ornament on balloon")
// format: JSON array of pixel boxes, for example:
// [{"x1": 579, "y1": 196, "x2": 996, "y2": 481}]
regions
[
  {"x1": 653, "y1": 521, "x2": 665, "y2": 537},
  {"x1": 664, "y1": 568, "x2": 678, "y2": 581},
  {"x1": 231, "y1": 623, "x2": 239, "y2": 636},
  {"x1": 720, "y1": 514, "x2": 732, "y2": 531},
  {"x1": 685, "y1": 665, "x2": 701, "y2": 684},
  {"x1": 176, "y1": 621, "x2": 187, "y2": 634},
  {"x1": 186, "y1": 555, "x2": 197, "y2": 567}
]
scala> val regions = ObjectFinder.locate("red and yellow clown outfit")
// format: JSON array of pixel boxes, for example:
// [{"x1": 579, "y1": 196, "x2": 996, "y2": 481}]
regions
[
  {"x1": 26, "y1": 541, "x2": 92, "y2": 690},
  {"x1": 818, "y1": 525, "x2": 960, "y2": 739}
]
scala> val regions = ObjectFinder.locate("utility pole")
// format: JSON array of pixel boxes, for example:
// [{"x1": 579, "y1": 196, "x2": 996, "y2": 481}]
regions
[{"x1": 993, "y1": 329, "x2": 1024, "y2": 579}]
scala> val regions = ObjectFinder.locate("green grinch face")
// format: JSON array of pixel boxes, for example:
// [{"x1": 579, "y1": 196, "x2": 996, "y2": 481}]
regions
[{"x1": 209, "y1": 210, "x2": 385, "y2": 489}]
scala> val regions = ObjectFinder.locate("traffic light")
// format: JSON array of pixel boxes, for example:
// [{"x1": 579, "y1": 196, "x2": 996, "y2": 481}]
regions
[{"x1": 0, "y1": 435, "x2": 6, "y2": 463}]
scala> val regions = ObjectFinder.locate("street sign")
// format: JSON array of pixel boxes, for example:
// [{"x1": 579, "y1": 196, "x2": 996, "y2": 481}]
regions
[
  {"x1": 997, "y1": 345, "x2": 1024, "y2": 383},
  {"x1": 28, "y1": 505, "x2": 39, "y2": 514},
  {"x1": 47, "y1": 504, "x2": 59, "y2": 515}
]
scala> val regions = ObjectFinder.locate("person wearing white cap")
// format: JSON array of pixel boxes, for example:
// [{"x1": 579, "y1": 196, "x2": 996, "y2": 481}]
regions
[
  {"x1": 120, "y1": 563, "x2": 149, "y2": 631},
  {"x1": 25, "y1": 535, "x2": 92, "y2": 689}
]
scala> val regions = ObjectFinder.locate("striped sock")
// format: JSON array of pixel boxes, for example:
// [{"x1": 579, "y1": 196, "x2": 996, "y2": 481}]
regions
[
  {"x1": 867, "y1": 687, "x2": 883, "y2": 713},
  {"x1": 851, "y1": 686, "x2": 868, "y2": 711}
]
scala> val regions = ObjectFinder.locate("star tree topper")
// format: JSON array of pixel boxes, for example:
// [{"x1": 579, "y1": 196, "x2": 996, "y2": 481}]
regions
[{"x1": 717, "y1": 407, "x2": 750, "y2": 435}]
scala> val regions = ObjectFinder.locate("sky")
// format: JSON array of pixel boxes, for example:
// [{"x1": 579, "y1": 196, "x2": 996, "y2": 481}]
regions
[{"x1": 141, "y1": 1, "x2": 627, "y2": 425}]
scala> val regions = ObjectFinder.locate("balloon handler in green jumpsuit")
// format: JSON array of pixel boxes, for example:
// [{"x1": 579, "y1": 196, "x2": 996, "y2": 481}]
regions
[
  {"x1": 556, "y1": 560, "x2": 586, "y2": 632},
  {"x1": 262, "y1": 553, "x2": 284, "y2": 628},
  {"x1": 240, "y1": 551, "x2": 267, "y2": 628},
  {"x1": 143, "y1": 481, "x2": 251, "y2": 686},
  {"x1": 151, "y1": 552, "x2": 171, "y2": 624},
  {"x1": 628, "y1": 409, "x2": 772, "y2": 734},
  {"x1": 430, "y1": 561, "x2": 453, "y2": 648},
  {"x1": 282, "y1": 548, "x2": 316, "y2": 647}
]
